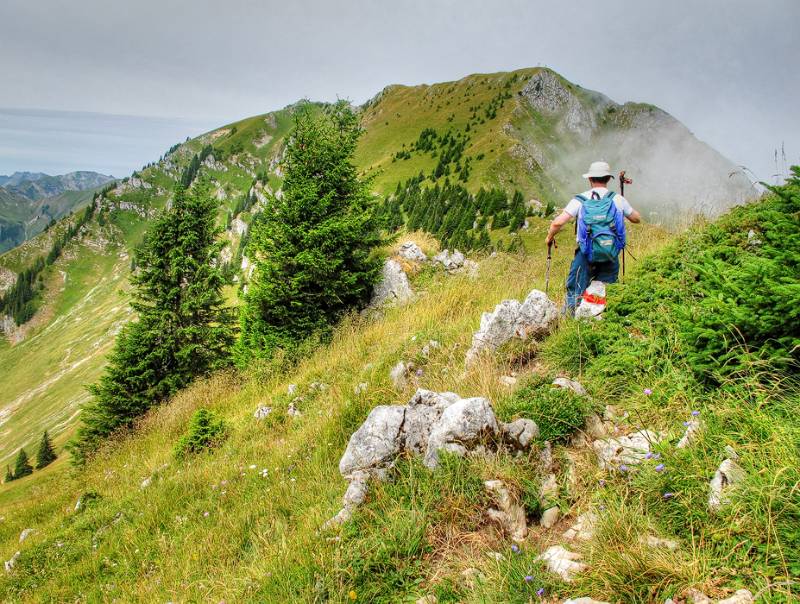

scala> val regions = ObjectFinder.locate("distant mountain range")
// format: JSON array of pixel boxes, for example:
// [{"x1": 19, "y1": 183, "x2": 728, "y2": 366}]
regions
[{"x1": 0, "y1": 170, "x2": 115, "y2": 252}]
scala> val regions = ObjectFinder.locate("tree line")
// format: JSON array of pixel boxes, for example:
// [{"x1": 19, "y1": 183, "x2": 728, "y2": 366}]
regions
[{"x1": 4, "y1": 431, "x2": 56, "y2": 483}]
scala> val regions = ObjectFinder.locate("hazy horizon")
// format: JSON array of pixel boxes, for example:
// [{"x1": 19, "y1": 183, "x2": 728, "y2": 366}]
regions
[{"x1": 1, "y1": 0, "x2": 797, "y2": 182}]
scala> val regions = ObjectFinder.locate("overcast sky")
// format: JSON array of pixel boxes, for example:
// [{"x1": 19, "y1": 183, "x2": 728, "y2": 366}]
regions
[{"x1": 0, "y1": 0, "x2": 797, "y2": 181}]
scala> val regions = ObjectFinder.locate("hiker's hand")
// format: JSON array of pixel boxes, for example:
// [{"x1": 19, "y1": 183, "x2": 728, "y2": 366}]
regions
[{"x1": 545, "y1": 233, "x2": 555, "y2": 247}]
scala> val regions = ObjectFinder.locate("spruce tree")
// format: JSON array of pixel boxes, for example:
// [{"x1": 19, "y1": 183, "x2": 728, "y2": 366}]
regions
[
  {"x1": 71, "y1": 179, "x2": 233, "y2": 463},
  {"x1": 13, "y1": 448, "x2": 33, "y2": 479},
  {"x1": 35, "y1": 430, "x2": 57, "y2": 469},
  {"x1": 237, "y1": 101, "x2": 384, "y2": 363},
  {"x1": 4, "y1": 465, "x2": 13, "y2": 483}
]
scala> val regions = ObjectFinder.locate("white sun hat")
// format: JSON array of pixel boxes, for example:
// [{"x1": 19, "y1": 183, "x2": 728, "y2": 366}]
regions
[{"x1": 582, "y1": 161, "x2": 614, "y2": 179}]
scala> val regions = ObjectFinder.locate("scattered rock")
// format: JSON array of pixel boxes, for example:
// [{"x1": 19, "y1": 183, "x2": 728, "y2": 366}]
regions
[
  {"x1": 287, "y1": 384, "x2": 298, "y2": 396},
  {"x1": 575, "y1": 280, "x2": 606, "y2": 320},
  {"x1": 253, "y1": 405, "x2": 272, "y2": 420},
  {"x1": 539, "y1": 441, "x2": 554, "y2": 471},
  {"x1": 370, "y1": 259, "x2": 413, "y2": 308},
  {"x1": 485, "y1": 551, "x2": 505, "y2": 562},
  {"x1": 4, "y1": 551, "x2": 20, "y2": 574},
  {"x1": 354, "y1": 382, "x2": 368, "y2": 395},
  {"x1": 724, "y1": 445, "x2": 739, "y2": 461},
  {"x1": 708, "y1": 458, "x2": 745, "y2": 511},
  {"x1": 416, "y1": 596, "x2": 437, "y2": 604},
  {"x1": 677, "y1": 420, "x2": 702, "y2": 448},
  {"x1": 465, "y1": 289, "x2": 558, "y2": 366},
  {"x1": 593, "y1": 430, "x2": 663, "y2": 470},
  {"x1": 339, "y1": 405, "x2": 407, "y2": 481},
  {"x1": 563, "y1": 512, "x2": 597, "y2": 542},
  {"x1": 287, "y1": 401, "x2": 302, "y2": 418},
  {"x1": 536, "y1": 545, "x2": 587, "y2": 582},
  {"x1": 404, "y1": 390, "x2": 461, "y2": 454},
  {"x1": 484, "y1": 480, "x2": 528, "y2": 541},
  {"x1": 552, "y1": 377, "x2": 587, "y2": 396},
  {"x1": 500, "y1": 418, "x2": 539, "y2": 450},
  {"x1": 717, "y1": 589, "x2": 754, "y2": 604},
  {"x1": 398, "y1": 241, "x2": 427, "y2": 263},
  {"x1": 140, "y1": 476, "x2": 152, "y2": 489},
  {"x1": 641, "y1": 535, "x2": 679, "y2": 550},
  {"x1": 424, "y1": 396, "x2": 499, "y2": 469},
  {"x1": 540, "y1": 506, "x2": 560, "y2": 528},
  {"x1": 310, "y1": 382, "x2": 328, "y2": 392},
  {"x1": 433, "y1": 249, "x2": 466, "y2": 272},
  {"x1": 746, "y1": 229, "x2": 762, "y2": 247},
  {"x1": 19, "y1": 529, "x2": 34, "y2": 544}
]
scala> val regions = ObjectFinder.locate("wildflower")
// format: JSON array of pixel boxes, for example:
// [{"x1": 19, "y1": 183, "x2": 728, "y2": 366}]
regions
[
  {"x1": 511, "y1": 544, "x2": 520, "y2": 554},
  {"x1": 645, "y1": 452, "x2": 654, "y2": 460},
  {"x1": 683, "y1": 421, "x2": 690, "y2": 427},
  {"x1": 619, "y1": 464, "x2": 629, "y2": 472},
  {"x1": 524, "y1": 575, "x2": 534, "y2": 583},
  {"x1": 249, "y1": 464, "x2": 257, "y2": 470},
  {"x1": 203, "y1": 511, "x2": 209, "y2": 517},
  {"x1": 598, "y1": 479, "x2": 606, "y2": 487},
  {"x1": 348, "y1": 590, "x2": 357, "y2": 601},
  {"x1": 536, "y1": 587, "x2": 545, "y2": 597},
  {"x1": 663, "y1": 492, "x2": 674, "y2": 500},
  {"x1": 643, "y1": 388, "x2": 653, "y2": 395},
  {"x1": 655, "y1": 463, "x2": 665, "y2": 472},
  {"x1": 691, "y1": 410, "x2": 700, "y2": 416}
]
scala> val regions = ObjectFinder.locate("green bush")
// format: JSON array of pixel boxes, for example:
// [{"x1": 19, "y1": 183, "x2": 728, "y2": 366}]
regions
[
  {"x1": 497, "y1": 377, "x2": 596, "y2": 442},
  {"x1": 174, "y1": 409, "x2": 227, "y2": 459}
]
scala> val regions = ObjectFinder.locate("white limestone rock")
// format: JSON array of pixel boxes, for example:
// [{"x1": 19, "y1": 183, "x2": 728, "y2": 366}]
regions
[
  {"x1": 424, "y1": 396, "x2": 499, "y2": 469},
  {"x1": 370, "y1": 259, "x2": 413, "y2": 308},
  {"x1": 717, "y1": 589, "x2": 754, "y2": 604},
  {"x1": 540, "y1": 506, "x2": 560, "y2": 528},
  {"x1": 552, "y1": 377, "x2": 587, "y2": 396},
  {"x1": 253, "y1": 405, "x2": 272, "y2": 420},
  {"x1": 677, "y1": 420, "x2": 702, "y2": 449},
  {"x1": 563, "y1": 512, "x2": 597, "y2": 542},
  {"x1": 593, "y1": 430, "x2": 663, "y2": 470},
  {"x1": 536, "y1": 545, "x2": 587, "y2": 582},
  {"x1": 708, "y1": 458, "x2": 745, "y2": 511},
  {"x1": 500, "y1": 418, "x2": 539, "y2": 450},
  {"x1": 339, "y1": 405, "x2": 407, "y2": 480},
  {"x1": 397, "y1": 241, "x2": 427, "y2": 263}
]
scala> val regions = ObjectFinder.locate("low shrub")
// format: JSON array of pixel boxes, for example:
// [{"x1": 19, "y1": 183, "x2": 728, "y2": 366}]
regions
[{"x1": 173, "y1": 409, "x2": 226, "y2": 459}]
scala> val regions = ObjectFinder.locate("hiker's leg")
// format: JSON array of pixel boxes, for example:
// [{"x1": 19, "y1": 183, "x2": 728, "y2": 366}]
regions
[
  {"x1": 594, "y1": 256, "x2": 621, "y2": 284},
  {"x1": 565, "y1": 248, "x2": 591, "y2": 314}
]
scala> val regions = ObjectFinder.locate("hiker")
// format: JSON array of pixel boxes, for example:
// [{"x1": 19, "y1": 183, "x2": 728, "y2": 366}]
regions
[{"x1": 544, "y1": 161, "x2": 641, "y2": 314}]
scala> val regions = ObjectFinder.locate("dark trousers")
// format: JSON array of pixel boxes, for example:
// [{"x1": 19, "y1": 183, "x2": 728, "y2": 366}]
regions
[{"x1": 565, "y1": 248, "x2": 620, "y2": 313}]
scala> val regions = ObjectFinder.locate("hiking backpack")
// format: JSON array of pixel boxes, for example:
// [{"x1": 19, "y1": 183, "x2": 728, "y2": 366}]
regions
[{"x1": 575, "y1": 191, "x2": 626, "y2": 263}]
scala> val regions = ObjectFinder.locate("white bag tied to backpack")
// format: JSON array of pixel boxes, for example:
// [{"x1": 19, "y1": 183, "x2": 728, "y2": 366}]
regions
[{"x1": 575, "y1": 280, "x2": 606, "y2": 320}]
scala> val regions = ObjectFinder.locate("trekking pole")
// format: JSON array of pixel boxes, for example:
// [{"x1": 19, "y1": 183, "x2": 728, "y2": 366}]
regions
[
  {"x1": 545, "y1": 239, "x2": 556, "y2": 294},
  {"x1": 619, "y1": 170, "x2": 633, "y2": 279}
]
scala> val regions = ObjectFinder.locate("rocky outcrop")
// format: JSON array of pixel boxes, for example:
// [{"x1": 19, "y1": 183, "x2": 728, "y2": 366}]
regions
[
  {"x1": 326, "y1": 389, "x2": 539, "y2": 528},
  {"x1": 521, "y1": 70, "x2": 600, "y2": 138},
  {"x1": 433, "y1": 249, "x2": 478, "y2": 277},
  {"x1": 370, "y1": 259, "x2": 413, "y2": 308},
  {"x1": 465, "y1": 289, "x2": 558, "y2": 366}
]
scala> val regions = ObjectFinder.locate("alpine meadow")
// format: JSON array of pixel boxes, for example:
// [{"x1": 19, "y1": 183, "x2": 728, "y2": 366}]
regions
[{"x1": 0, "y1": 60, "x2": 797, "y2": 604}]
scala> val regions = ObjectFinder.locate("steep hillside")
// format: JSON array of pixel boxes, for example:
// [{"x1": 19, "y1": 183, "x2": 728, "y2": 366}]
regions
[
  {"x1": 0, "y1": 66, "x2": 755, "y2": 472},
  {"x1": 0, "y1": 171, "x2": 115, "y2": 253},
  {"x1": 1, "y1": 182, "x2": 797, "y2": 601}
]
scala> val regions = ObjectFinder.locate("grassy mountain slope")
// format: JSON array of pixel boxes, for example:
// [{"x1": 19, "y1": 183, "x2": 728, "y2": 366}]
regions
[
  {"x1": 0, "y1": 220, "x2": 670, "y2": 601},
  {"x1": 2, "y1": 184, "x2": 797, "y2": 601},
  {"x1": 0, "y1": 67, "x2": 755, "y2": 477}
]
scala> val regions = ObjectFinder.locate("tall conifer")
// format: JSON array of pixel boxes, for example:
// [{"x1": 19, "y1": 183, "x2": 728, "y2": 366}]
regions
[
  {"x1": 237, "y1": 101, "x2": 384, "y2": 363},
  {"x1": 71, "y1": 179, "x2": 233, "y2": 463},
  {"x1": 13, "y1": 448, "x2": 33, "y2": 479},
  {"x1": 35, "y1": 430, "x2": 57, "y2": 469}
]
